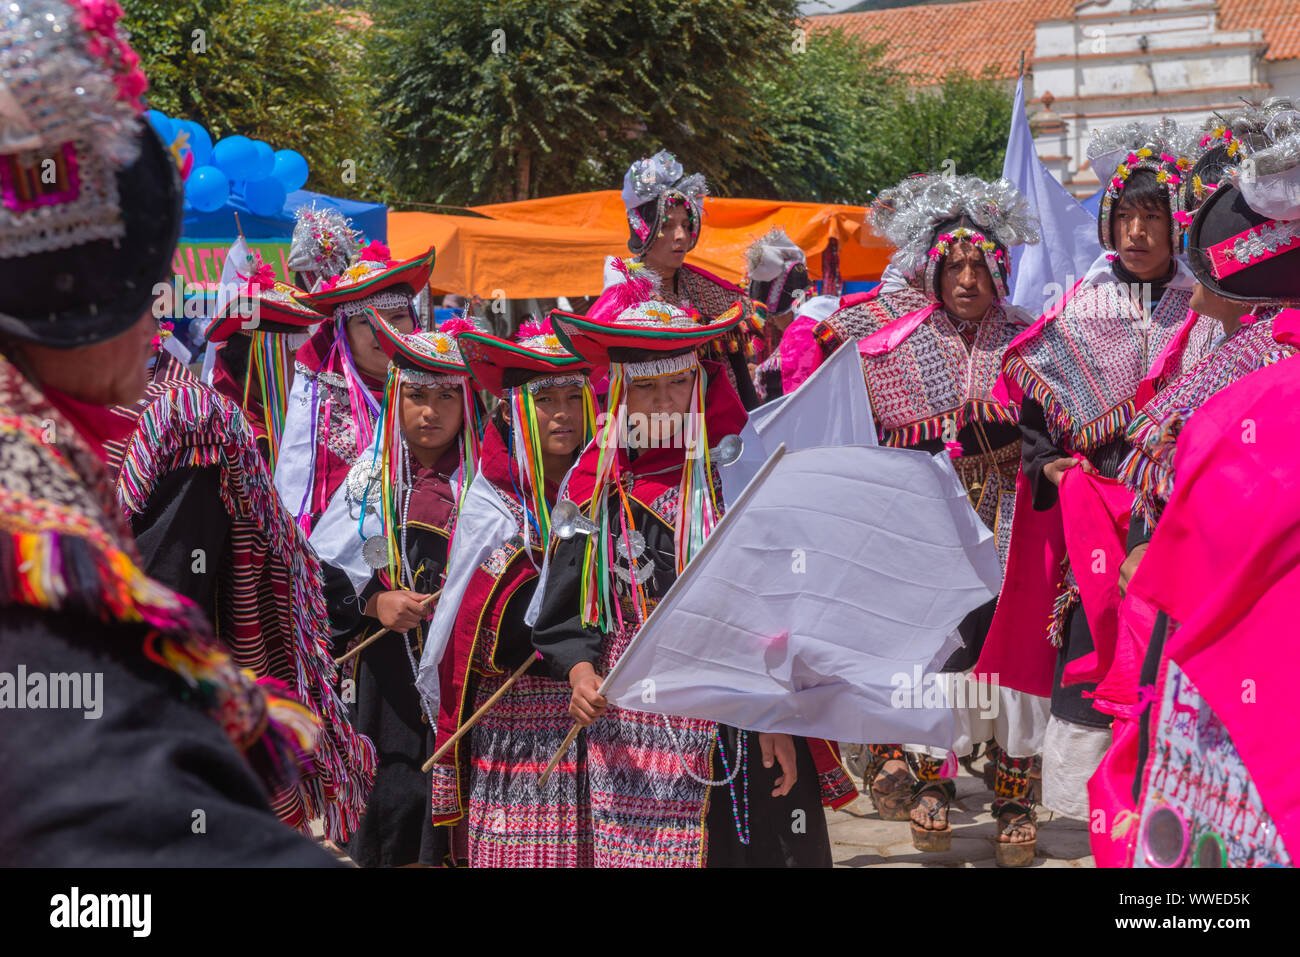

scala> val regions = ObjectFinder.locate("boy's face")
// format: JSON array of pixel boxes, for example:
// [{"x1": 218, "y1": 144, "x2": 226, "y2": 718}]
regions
[
  {"x1": 347, "y1": 302, "x2": 415, "y2": 379},
  {"x1": 531, "y1": 382, "x2": 586, "y2": 458},
  {"x1": 401, "y1": 381, "x2": 463, "y2": 454}
]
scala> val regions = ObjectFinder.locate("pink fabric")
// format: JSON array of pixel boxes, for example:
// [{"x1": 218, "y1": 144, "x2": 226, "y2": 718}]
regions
[
  {"x1": 1134, "y1": 306, "x2": 1199, "y2": 410},
  {"x1": 1090, "y1": 592, "x2": 1158, "y2": 717},
  {"x1": 992, "y1": 278, "x2": 1085, "y2": 406},
  {"x1": 1057, "y1": 472, "x2": 1133, "y2": 688},
  {"x1": 778, "y1": 315, "x2": 825, "y2": 393},
  {"x1": 1128, "y1": 358, "x2": 1300, "y2": 858},
  {"x1": 974, "y1": 470, "x2": 1062, "y2": 697},
  {"x1": 857, "y1": 303, "x2": 939, "y2": 357},
  {"x1": 838, "y1": 287, "x2": 881, "y2": 309},
  {"x1": 1274, "y1": 307, "x2": 1300, "y2": 346},
  {"x1": 1087, "y1": 715, "x2": 1140, "y2": 867}
]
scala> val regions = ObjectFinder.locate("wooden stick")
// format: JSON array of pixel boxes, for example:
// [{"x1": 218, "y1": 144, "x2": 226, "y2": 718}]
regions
[
  {"x1": 539, "y1": 721, "x2": 582, "y2": 788},
  {"x1": 333, "y1": 590, "x2": 440, "y2": 667},
  {"x1": 421, "y1": 653, "x2": 537, "y2": 772}
]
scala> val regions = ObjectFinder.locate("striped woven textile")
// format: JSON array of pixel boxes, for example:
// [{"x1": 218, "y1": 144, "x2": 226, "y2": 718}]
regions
[
  {"x1": 106, "y1": 356, "x2": 376, "y2": 842},
  {"x1": 467, "y1": 672, "x2": 593, "y2": 867}
]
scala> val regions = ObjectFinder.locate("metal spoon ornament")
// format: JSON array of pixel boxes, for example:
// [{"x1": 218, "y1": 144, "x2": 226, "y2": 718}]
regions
[
  {"x1": 550, "y1": 501, "x2": 600, "y2": 540},
  {"x1": 711, "y1": 433, "x2": 743, "y2": 465}
]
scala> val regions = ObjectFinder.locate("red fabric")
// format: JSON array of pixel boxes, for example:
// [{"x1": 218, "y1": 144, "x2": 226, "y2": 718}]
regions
[
  {"x1": 1057, "y1": 472, "x2": 1133, "y2": 688},
  {"x1": 41, "y1": 383, "x2": 138, "y2": 463},
  {"x1": 1274, "y1": 307, "x2": 1300, "y2": 346},
  {"x1": 564, "y1": 359, "x2": 747, "y2": 507},
  {"x1": 1127, "y1": 358, "x2": 1300, "y2": 858},
  {"x1": 974, "y1": 470, "x2": 1062, "y2": 697}
]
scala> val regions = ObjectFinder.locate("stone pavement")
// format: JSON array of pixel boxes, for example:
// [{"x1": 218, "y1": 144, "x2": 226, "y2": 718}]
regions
[{"x1": 830, "y1": 752, "x2": 1095, "y2": 868}]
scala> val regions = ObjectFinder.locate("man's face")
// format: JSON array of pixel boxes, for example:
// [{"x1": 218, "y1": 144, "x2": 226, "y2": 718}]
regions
[
  {"x1": 1113, "y1": 197, "x2": 1173, "y2": 282},
  {"x1": 1189, "y1": 280, "x2": 1248, "y2": 327},
  {"x1": 346, "y1": 301, "x2": 415, "y2": 380},
  {"x1": 642, "y1": 204, "x2": 692, "y2": 276},
  {"x1": 938, "y1": 243, "x2": 996, "y2": 322}
]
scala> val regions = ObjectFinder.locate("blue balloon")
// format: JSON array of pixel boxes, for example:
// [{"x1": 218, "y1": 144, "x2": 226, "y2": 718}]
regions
[
  {"x1": 147, "y1": 110, "x2": 175, "y2": 145},
  {"x1": 271, "y1": 149, "x2": 310, "y2": 192},
  {"x1": 213, "y1": 135, "x2": 260, "y2": 182},
  {"x1": 181, "y1": 121, "x2": 214, "y2": 167},
  {"x1": 187, "y1": 165, "x2": 230, "y2": 213},
  {"x1": 250, "y1": 140, "x2": 276, "y2": 181},
  {"x1": 244, "y1": 176, "x2": 287, "y2": 217}
]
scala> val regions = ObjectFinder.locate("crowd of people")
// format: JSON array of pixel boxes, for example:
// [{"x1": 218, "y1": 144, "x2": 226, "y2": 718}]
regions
[{"x1": 1, "y1": 1, "x2": 1296, "y2": 870}]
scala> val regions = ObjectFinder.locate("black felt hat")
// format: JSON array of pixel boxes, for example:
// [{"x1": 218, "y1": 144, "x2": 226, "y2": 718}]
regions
[{"x1": 1187, "y1": 182, "x2": 1300, "y2": 303}]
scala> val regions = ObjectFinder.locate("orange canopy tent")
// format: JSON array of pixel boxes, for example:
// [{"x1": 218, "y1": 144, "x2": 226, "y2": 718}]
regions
[{"x1": 386, "y1": 190, "x2": 890, "y2": 299}]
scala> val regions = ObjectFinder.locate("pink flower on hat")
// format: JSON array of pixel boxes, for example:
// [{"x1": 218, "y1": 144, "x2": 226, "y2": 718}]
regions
[{"x1": 357, "y1": 240, "x2": 392, "y2": 264}]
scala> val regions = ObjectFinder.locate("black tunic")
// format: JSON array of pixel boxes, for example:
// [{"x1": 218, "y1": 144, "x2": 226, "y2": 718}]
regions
[
  {"x1": 0, "y1": 607, "x2": 337, "y2": 866},
  {"x1": 532, "y1": 490, "x2": 833, "y2": 867}
]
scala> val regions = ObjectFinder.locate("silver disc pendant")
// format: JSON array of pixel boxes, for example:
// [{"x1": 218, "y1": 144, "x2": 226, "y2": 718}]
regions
[
  {"x1": 614, "y1": 529, "x2": 647, "y2": 561},
  {"x1": 346, "y1": 458, "x2": 383, "y2": 510},
  {"x1": 362, "y1": 535, "x2": 390, "y2": 569},
  {"x1": 613, "y1": 555, "x2": 655, "y2": 586}
]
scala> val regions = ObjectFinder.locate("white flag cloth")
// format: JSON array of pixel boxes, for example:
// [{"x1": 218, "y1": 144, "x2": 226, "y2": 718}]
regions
[
  {"x1": 599, "y1": 444, "x2": 1002, "y2": 746},
  {"x1": 201, "y1": 237, "x2": 252, "y2": 385},
  {"x1": 1001, "y1": 76, "x2": 1100, "y2": 313},
  {"x1": 721, "y1": 337, "x2": 876, "y2": 504}
]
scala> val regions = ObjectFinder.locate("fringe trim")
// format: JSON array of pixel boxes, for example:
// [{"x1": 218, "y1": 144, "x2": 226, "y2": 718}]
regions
[
  {"x1": 115, "y1": 385, "x2": 376, "y2": 841},
  {"x1": 1047, "y1": 582, "x2": 1081, "y2": 649},
  {"x1": 1004, "y1": 352, "x2": 1134, "y2": 451},
  {"x1": 618, "y1": 351, "x2": 699, "y2": 379},
  {"x1": 880, "y1": 400, "x2": 1018, "y2": 448}
]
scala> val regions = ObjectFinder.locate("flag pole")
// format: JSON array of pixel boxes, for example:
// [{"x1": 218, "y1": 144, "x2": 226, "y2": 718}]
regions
[
  {"x1": 539, "y1": 444, "x2": 789, "y2": 787},
  {"x1": 421, "y1": 652, "x2": 537, "y2": 771},
  {"x1": 333, "y1": 590, "x2": 441, "y2": 666}
]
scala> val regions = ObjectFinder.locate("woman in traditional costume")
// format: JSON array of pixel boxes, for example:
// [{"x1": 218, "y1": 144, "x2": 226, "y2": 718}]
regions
[
  {"x1": 598, "y1": 150, "x2": 763, "y2": 408},
  {"x1": 416, "y1": 319, "x2": 596, "y2": 866},
  {"x1": 0, "y1": 0, "x2": 332, "y2": 865},
  {"x1": 976, "y1": 120, "x2": 1207, "y2": 824},
  {"x1": 274, "y1": 241, "x2": 436, "y2": 533},
  {"x1": 530, "y1": 297, "x2": 855, "y2": 867},
  {"x1": 744, "y1": 227, "x2": 811, "y2": 403},
  {"x1": 311, "y1": 313, "x2": 480, "y2": 866}
]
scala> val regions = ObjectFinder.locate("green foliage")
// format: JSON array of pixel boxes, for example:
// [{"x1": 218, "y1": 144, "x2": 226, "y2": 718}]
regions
[
  {"x1": 122, "y1": 0, "x2": 388, "y2": 200},
  {"x1": 368, "y1": 0, "x2": 803, "y2": 205}
]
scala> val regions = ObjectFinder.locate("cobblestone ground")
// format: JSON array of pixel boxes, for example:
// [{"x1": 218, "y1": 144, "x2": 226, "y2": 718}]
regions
[{"x1": 830, "y1": 750, "x2": 1095, "y2": 868}]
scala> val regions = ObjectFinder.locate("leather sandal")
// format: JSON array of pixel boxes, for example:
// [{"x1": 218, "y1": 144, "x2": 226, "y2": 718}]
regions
[
  {"x1": 994, "y1": 800, "x2": 1037, "y2": 867},
  {"x1": 910, "y1": 781, "x2": 954, "y2": 852},
  {"x1": 868, "y1": 763, "x2": 914, "y2": 822}
]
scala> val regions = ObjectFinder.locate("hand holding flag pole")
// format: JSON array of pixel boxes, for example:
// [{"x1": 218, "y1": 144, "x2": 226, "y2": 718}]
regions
[{"x1": 334, "y1": 589, "x2": 441, "y2": 666}]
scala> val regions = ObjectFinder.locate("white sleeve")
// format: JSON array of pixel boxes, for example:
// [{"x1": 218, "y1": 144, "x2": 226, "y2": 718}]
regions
[{"x1": 273, "y1": 369, "x2": 316, "y2": 521}]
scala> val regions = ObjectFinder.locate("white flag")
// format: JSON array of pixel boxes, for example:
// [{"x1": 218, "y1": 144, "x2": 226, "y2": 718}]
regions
[
  {"x1": 1001, "y1": 75, "x2": 1100, "y2": 314},
  {"x1": 600, "y1": 444, "x2": 1002, "y2": 746},
  {"x1": 721, "y1": 338, "x2": 876, "y2": 504},
  {"x1": 201, "y1": 236, "x2": 253, "y2": 385}
]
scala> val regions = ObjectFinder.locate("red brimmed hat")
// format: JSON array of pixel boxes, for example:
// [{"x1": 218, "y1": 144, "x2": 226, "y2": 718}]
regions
[
  {"x1": 365, "y1": 306, "x2": 470, "y2": 378},
  {"x1": 458, "y1": 319, "x2": 592, "y2": 397},
  {"x1": 206, "y1": 257, "x2": 321, "y2": 342},
  {"x1": 549, "y1": 299, "x2": 746, "y2": 370},
  {"x1": 297, "y1": 242, "x2": 436, "y2": 317}
]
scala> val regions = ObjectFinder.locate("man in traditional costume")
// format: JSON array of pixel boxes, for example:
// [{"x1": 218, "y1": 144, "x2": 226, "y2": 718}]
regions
[
  {"x1": 600, "y1": 150, "x2": 763, "y2": 408},
  {"x1": 0, "y1": 0, "x2": 333, "y2": 865},
  {"x1": 417, "y1": 319, "x2": 597, "y2": 866},
  {"x1": 530, "y1": 298, "x2": 856, "y2": 867},
  {"x1": 274, "y1": 241, "x2": 436, "y2": 533},
  {"x1": 823, "y1": 174, "x2": 1050, "y2": 862},
  {"x1": 975, "y1": 119, "x2": 1207, "y2": 825},
  {"x1": 311, "y1": 315, "x2": 480, "y2": 866}
]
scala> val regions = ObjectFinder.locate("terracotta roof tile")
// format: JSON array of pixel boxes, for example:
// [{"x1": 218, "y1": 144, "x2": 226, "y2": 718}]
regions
[
  {"x1": 1220, "y1": 0, "x2": 1300, "y2": 62},
  {"x1": 811, "y1": 0, "x2": 1073, "y2": 84},
  {"x1": 812, "y1": 0, "x2": 1299, "y2": 84}
]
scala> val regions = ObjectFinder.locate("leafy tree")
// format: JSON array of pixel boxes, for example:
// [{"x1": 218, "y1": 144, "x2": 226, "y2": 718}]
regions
[
  {"x1": 368, "y1": 0, "x2": 804, "y2": 205},
  {"x1": 122, "y1": 0, "x2": 388, "y2": 200}
]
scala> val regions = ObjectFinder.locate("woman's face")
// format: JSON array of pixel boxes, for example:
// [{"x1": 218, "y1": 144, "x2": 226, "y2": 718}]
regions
[
  {"x1": 21, "y1": 309, "x2": 157, "y2": 406},
  {"x1": 400, "y1": 382, "x2": 463, "y2": 455},
  {"x1": 531, "y1": 382, "x2": 586, "y2": 457},
  {"x1": 347, "y1": 302, "x2": 415, "y2": 380},
  {"x1": 624, "y1": 367, "x2": 697, "y2": 446}
]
